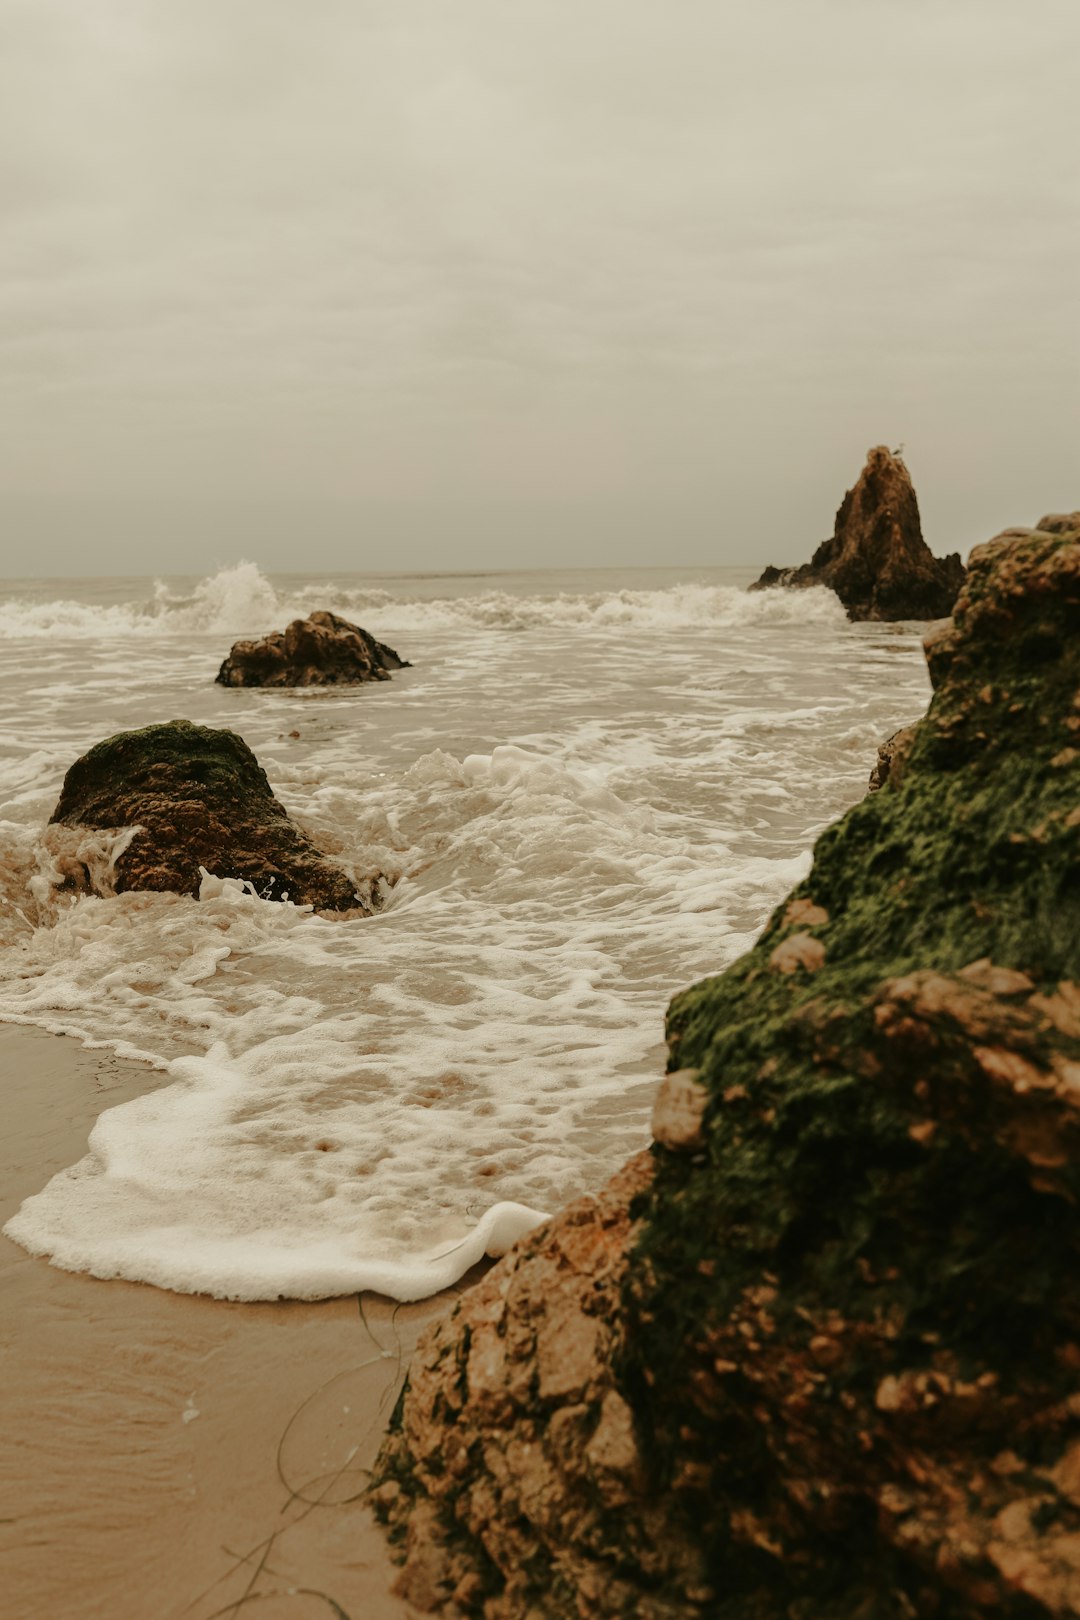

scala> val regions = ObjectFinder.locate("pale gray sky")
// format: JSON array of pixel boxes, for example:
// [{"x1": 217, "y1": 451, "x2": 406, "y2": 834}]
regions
[{"x1": 1, "y1": 0, "x2": 1077, "y2": 577}]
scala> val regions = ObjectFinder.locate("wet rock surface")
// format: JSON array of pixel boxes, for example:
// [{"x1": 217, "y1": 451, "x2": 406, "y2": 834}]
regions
[
  {"x1": 372, "y1": 515, "x2": 1080, "y2": 1616},
  {"x1": 49, "y1": 719, "x2": 366, "y2": 910},
  {"x1": 216, "y1": 610, "x2": 409, "y2": 687},
  {"x1": 752, "y1": 446, "x2": 966, "y2": 620}
]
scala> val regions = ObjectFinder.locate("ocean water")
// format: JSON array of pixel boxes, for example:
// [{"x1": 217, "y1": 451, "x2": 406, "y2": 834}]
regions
[{"x1": 0, "y1": 562, "x2": 931, "y2": 1300}]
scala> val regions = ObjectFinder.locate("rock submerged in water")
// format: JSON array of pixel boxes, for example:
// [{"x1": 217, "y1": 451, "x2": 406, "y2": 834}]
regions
[
  {"x1": 373, "y1": 515, "x2": 1080, "y2": 1617},
  {"x1": 49, "y1": 719, "x2": 365, "y2": 910},
  {"x1": 752, "y1": 446, "x2": 966, "y2": 620},
  {"x1": 216, "y1": 610, "x2": 410, "y2": 688}
]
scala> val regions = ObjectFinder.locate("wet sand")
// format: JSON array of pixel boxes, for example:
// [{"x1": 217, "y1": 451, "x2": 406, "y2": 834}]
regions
[{"x1": 0, "y1": 1024, "x2": 460, "y2": 1620}]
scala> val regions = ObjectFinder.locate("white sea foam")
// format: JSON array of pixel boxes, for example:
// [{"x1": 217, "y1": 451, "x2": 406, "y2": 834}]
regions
[
  {"x1": 4, "y1": 1030, "x2": 552, "y2": 1300},
  {"x1": 0, "y1": 563, "x2": 930, "y2": 1301},
  {"x1": 0, "y1": 561, "x2": 846, "y2": 639}
]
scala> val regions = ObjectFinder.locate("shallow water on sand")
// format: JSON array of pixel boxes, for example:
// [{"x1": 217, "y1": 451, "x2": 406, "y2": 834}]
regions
[{"x1": 0, "y1": 563, "x2": 931, "y2": 1299}]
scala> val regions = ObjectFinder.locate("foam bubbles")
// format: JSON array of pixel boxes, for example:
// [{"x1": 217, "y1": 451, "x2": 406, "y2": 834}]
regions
[{"x1": 0, "y1": 564, "x2": 931, "y2": 1301}]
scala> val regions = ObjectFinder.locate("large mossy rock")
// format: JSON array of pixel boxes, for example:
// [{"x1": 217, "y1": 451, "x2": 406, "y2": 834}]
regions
[
  {"x1": 373, "y1": 516, "x2": 1080, "y2": 1617},
  {"x1": 50, "y1": 719, "x2": 365, "y2": 910},
  {"x1": 216, "y1": 610, "x2": 409, "y2": 687},
  {"x1": 752, "y1": 446, "x2": 966, "y2": 620}
]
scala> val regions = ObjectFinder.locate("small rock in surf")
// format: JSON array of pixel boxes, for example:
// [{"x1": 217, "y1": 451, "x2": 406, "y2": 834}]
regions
[
  {"x1": 215, "y1": 610, "x2": 410, "y2": 688},
  {"x1": 49, "y1": 719, "x2": 366, "y2": 910}
]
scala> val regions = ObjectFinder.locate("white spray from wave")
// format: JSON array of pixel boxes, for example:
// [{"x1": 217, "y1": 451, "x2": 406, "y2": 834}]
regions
[{"x1": 0, "y1": 562, "x2": 847, "y2": 639}]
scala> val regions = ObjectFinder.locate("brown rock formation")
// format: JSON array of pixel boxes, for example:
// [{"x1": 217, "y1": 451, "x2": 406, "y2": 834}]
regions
[
  {"x1": 49, "y1": 719, "x2": 367, "y2": 910},
  {"x1": 752, "y1": 446, "x2": 966, "y2": 620},
  {"x1": 372, "y1": 514, "x2": 1080, "y2": 1617},
  {"x1": 370, "y1": 1154, "x2": 714, "y2": 1617},
  {"x1": 1036, "y1": 512, "x2": 1080, "y2": 536},
  {"x1": 216, "y1": 610, "x2": 409, "y2": 687},
  {"x1": 868, "y1": 721, "x2": 920, "y2": 792}
]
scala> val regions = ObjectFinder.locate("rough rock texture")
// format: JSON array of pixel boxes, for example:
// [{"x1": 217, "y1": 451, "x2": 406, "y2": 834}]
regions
[
  {"x1": 373, "y1": 514, "x2": 1080, "y2": 1617},
  {"x1": 216, "y1": 610, "x2": 409, "y2": 687},
  {"x1": 370, "y1": 1154, "x2": 706, "y2": 1618},
  {"x1": 650, "y1": 1068, "x2": 709, "y2": 1153},
  {"x1": 752, "y1": 446, "x2": 966, "y2": 620},
  {"x1": 1037, "y1": 513, "x2": 1080, "y2": 536},
  {"x1": 50, "y1": 719, "x2": 366, "y2": 909},
  {"x1": 868, "y1": 722, "x2": 920, "y2": 793}
]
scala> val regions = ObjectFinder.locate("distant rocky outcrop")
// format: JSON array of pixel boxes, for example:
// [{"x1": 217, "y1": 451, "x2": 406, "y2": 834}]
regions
[
  {"x1": 50, "y1": 719, "x2": 365, "y2": 910},
  {"x1": 216, "y1": 610, "x2": 409, "y2": 688},
  {"x1": 752, "y1": 446, "x2": 966, "y2": 620},
  {"x1": 372, "y1": 514, "x2": 1080, "y2": 1617}
]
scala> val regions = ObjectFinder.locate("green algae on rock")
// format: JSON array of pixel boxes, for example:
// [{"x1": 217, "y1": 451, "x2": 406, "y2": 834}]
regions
[
  {"x1": 49, "y1": 719, "x2": 367, "y2": 910},
  {"x1": 372, "y1": 515, "x2": 1080, "y2": 1617}
]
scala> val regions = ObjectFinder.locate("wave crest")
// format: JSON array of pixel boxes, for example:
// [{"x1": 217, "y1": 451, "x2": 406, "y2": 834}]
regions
[{"x1": 0, "y1": 562, "x2": 846, "y2": 639}]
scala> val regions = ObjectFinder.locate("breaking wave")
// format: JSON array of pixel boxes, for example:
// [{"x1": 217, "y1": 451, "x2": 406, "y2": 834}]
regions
[
  {"x1": 0, "y1": 555, "x2": 925, "y2": 1302},
  {"x1": 0, "y1": 562, "x2": 846, "y2": 640}
]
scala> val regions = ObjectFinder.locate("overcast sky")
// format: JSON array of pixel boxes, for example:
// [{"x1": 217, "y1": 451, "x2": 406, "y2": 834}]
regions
[{"x1": 1, "y1": 0, "x2": 1077, "y2": 577}]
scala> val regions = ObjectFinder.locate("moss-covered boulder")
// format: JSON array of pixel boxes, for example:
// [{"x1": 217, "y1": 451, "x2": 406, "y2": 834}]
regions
[
  {"x1": 373, "y1": 515, "x2": 1080, "y2": 1617},
  {"x1": 50, "y1": 719, "x2": 365, "y2": 910},
  {"x1": 216, "y1": 610, "x2": 409, "y2": 687}
]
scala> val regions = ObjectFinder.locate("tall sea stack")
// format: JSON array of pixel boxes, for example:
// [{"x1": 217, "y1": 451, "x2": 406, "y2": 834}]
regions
[
  {"x1": 753, "y1": 446, "x2": 966, "y2": 620},
  {"x1": 372, "y1": 514, "x2": 1080, "y2": 1617}
]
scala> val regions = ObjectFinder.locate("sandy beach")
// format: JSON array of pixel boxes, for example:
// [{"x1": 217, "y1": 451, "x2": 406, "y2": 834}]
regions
[{"x1": 0, "y1": 1023, "x2": 457, "y2": 1620}]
